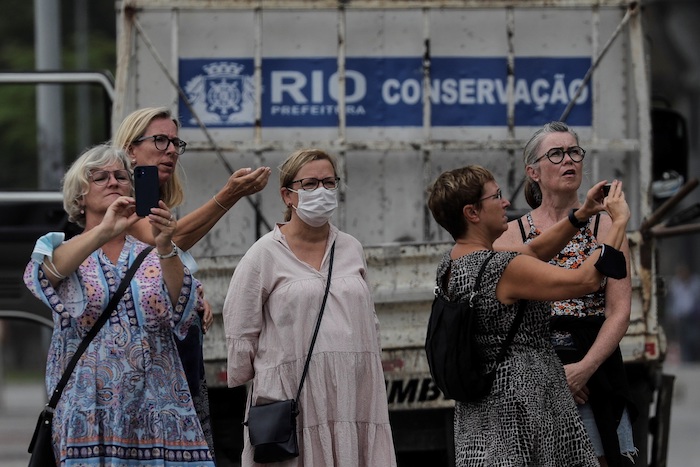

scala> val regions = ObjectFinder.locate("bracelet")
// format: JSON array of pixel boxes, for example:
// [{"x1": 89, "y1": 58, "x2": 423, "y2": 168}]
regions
[
  {"x1": 568, "y1": 208, "x2": 588, "y2": 229},
  {"x1": 157, "y1": 241, "x2": 180, "y2": 259},
  {"x1": 42, "y1": 257, "x2": 66, "y2": 280},
  {"x1": 213, "y1": 194, "x2": 230, "y2": 212}
]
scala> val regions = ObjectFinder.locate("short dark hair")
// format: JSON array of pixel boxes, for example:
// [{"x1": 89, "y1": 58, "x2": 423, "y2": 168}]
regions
[{"x1": 427, "y1": 165, "x2": 494, "y2": 240}]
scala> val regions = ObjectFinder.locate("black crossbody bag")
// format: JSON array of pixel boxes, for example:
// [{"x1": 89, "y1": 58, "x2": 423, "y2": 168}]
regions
[
  {"x1": 27, "y1": 246, "x2": 153, "y2": 467},
  {"x1": 245, "y1": 241, "x2": 335, "y2": 464}
]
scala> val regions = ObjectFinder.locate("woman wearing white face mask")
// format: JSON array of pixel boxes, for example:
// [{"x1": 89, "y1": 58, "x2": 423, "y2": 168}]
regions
[{"x1": 222, "y1": 149, "x2": 397, "y2": 466}]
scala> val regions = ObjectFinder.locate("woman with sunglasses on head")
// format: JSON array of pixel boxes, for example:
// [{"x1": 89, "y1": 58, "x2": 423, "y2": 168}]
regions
[
  {"x1": 23, "y1": 145, "x2": 214, "y2": 465},
  {"x1": 494, "y1": 121, "x2": 637, "y2": 466},
  {"x1": 112, "y1": 106, "x2": 272, "y2": 459},
  {"x1": 222, "y1": 149, "x2": 397, "y2": 466}
]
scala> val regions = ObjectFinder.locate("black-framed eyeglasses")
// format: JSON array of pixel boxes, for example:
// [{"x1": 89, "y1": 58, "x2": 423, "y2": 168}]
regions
[
  {"x1": 134, "y1": 134, "x2": 188, "y2": 155},
  {"x1": 288, "y1": 177, "x2": 341, "y2": 191},
  {"x1": 479, "y1": 188, "x2": 502, "y2": 202},
  {"x1": 89, "y1": 169, "x2": 131, "y2": 186},
  {"x1": 534, "y1": 146, "x2": 586, "y2": 164}
]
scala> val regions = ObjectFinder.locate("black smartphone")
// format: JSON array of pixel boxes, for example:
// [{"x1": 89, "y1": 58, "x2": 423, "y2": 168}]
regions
[
  {"x1": 134, "y1": 165, "x2": 160, "y2": 217},
  {"x1": 603, "y1": 183, "x2": 612, "y2": 197}
]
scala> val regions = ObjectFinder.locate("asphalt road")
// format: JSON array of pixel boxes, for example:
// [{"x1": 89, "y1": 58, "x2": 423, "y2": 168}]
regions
[{"x1": 2, "y1": 364, "x2": 699, "y2": 466}]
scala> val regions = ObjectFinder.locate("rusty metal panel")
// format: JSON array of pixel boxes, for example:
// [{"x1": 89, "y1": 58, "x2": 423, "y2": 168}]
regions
[
  {"x1": 198, "y1": 234, "x2": 662, "y2": 394},
  {"x1": 120, "y1": 1, "x2": 634, "y2": 11}
]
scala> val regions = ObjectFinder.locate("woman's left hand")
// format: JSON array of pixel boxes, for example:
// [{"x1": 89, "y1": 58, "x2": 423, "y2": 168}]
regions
[
  {"x1": 563, "y1": 361, "x2": 595, "y2": 402},
  {"x1": 578, "y1": 180, "x2": 608, "y2": 218},
  {"x1": 201, "y1": 298, "x2": 214, "y2": 333},
  {"x1": 148, "y1": 200, "x2": 177, "y2": 251}
]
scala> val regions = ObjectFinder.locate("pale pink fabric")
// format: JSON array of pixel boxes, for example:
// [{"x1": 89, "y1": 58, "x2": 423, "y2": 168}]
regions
[{"x1": 223, "y1": 224, "x2": 397, "y2": 467}]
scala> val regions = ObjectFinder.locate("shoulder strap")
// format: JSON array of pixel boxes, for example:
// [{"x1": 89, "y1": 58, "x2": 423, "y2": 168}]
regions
[
  {"x1": 46, "y1": 246, "x2": 154, "y2": 409},
  {"x1": 494, "y1": 300, "x2": 526, "y2": 365},
  {"x1": 593, "y1": 213, "x2": 601, "y2": 238},
  {"x1": 469, "y1": 251, "x2": 497, "y2": 305},
  {"x1": 295, "y1": 241, "x2": 335, "y2": 401},
  {"x1": 517, "y1": 217, "x2": 527, "y2": 243},
  {"x1": 473, "y1": 250, "x2": 525, "y2": 365}
]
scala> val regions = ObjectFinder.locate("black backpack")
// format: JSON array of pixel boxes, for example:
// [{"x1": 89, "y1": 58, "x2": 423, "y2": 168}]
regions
[{"x1": 425, "y1": 251, "x2": 525, "y2": 402}]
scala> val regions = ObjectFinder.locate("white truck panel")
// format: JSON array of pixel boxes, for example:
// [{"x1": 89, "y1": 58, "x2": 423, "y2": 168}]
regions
[{"x1": 117, "y1": 0, "x2": 660, "y2": 413}]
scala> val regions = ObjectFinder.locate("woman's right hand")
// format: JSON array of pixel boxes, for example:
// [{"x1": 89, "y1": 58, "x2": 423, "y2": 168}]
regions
[{"x1": 100, "y1": 196, "x2": 140, "y2": 239}]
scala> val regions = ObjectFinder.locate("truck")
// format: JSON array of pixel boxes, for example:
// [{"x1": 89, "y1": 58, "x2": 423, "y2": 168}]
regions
[
  {"x1": 112, "y1": 1, "x2": 682, "y2": 466},
  {"x1": 1, "y1": 0, "x2": 688, "y2": 465}
]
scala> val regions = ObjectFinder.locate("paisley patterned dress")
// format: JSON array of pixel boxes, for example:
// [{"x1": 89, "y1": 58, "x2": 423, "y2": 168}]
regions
[
  {"x1": 436, "y1": 249, "x2": 597, "y2": 467},
  {"x1": 24, "y1": 234, "x2": 214, "y2": 466}
]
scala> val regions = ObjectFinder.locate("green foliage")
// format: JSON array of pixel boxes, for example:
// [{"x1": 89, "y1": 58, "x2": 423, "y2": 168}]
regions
[{"x1": 0, "y1": 1, "x2": 116, "y2": 190}]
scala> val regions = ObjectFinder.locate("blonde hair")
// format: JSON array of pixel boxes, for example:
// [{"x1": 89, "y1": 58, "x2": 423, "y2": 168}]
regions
[
  {"x1": 278, "y1": 148, "x2": 338, "y2": 221},
  {"x1": 62, "y1": 145, "x2": 132, "y2": 228},
  {"x1": 427, "y1": 165, "x2": 494, "y2": 240},
  {"x1": 112, "y1": 107, "x2": 184, "y2": 208}
]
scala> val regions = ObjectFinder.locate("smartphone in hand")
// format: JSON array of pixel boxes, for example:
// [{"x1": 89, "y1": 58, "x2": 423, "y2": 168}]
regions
[
  {"x1": 603, "y1": 183, "x2": 612, "y2": 197},
  {"x1": 134, "y1": 165, "x2": 160, "y2": 217}
]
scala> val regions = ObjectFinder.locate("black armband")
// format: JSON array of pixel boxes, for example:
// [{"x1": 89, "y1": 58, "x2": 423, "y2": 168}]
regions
[
  {"x1": 594, "y1": 244, "x2": 627, "y2": 279},
  {"x1": 568, "y1": 208, "x2": 588, "y2": 229}
]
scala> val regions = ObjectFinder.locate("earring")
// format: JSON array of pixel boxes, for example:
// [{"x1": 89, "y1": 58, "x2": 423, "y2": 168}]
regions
[
  {"x1": 131, "y1": 159, "x2": 137, "y2": 166},
  {"x1": 80, "y1": 208, "x2": 85, "y2": 215}
]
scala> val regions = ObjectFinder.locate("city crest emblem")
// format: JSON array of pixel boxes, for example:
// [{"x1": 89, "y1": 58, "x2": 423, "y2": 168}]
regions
[{"x1": 183, "y1": 61, "x2": 255, "y2": 125}]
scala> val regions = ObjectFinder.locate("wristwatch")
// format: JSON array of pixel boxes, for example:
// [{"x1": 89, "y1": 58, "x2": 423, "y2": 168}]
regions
[
  {"x1": 157, "y1": 241, "x2": 180, "y2": 259},
  {"x1": 568, "y1": 209, "x2": 588, "y2": 229}
]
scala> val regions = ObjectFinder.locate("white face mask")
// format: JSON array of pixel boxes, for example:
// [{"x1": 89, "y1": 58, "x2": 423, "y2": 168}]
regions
[{"x1": 290, "y1": 187, "x2": 338, "y2": 227}]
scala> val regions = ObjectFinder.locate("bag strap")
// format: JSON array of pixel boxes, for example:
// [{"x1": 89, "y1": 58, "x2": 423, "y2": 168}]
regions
[
  {"x1": 46, "y1": 245, "x2": 154, "y2": 409},
  {"x1": 295, "y1": 241, "x2": 335, "y2": 402},
  {"x1": 517, "y1": 217, "x2": 527, "y2": 243},
  {"x1": 469, "y1": 251, "x2": 496, "y2": 306},
  {"x1": 472, "y1": 250, "x2": 525, "y2": 365},
  {"x1": 494, "y1": 300, "x2": 525, "y2": 365}
]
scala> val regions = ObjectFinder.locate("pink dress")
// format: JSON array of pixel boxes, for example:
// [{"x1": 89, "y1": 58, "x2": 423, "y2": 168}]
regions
[{"x1": 223, "y1": 224, "x2": 397, "y2": 467}]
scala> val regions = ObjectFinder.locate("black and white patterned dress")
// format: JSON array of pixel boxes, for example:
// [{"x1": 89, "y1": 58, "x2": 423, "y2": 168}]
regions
[{"x1": 436, "y1": 249, "x2": 598, "y2": 467}]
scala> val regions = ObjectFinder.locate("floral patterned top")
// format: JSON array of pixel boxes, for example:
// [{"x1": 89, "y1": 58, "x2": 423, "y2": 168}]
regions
[
  {"x1": 24, "y1": 233, "x2": 214, "y2": 466},
  {"x1": 520, "y1": 213, "x2": 606, "y2": 347}
]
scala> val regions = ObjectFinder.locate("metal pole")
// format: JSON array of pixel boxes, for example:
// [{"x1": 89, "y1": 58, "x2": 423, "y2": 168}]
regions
[
  {"x1": 34, "y1": 0, "x2": 64, "y2": 190},
  {"x1": 75, "y1": 0, "x2": 91, "y2": 151}
]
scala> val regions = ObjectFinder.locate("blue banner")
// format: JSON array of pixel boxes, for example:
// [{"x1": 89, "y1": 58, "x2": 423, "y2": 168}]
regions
[{"x1": 179, "y1": 57, "x2": 591, "y2": 128}]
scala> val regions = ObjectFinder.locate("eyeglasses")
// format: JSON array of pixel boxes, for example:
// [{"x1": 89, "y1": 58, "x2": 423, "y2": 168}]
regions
[
  {"x1": 89, "y1": 169, "x2": 131, "y2": 186},
  {"x1": 134, "y1": 134, "x2": 188, "y2": 155},
  {"x1": 479, "y1": 188, "x2": 503, "y2": 202},
  {"x1": 288, "y1": 177, "x2": 340, "y2": 191},
  {"x1": 534, "y1": 146, "x2": 586, "y2": 164}
]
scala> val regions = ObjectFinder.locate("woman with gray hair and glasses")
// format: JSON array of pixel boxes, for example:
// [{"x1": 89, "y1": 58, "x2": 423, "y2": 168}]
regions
[
  {"x1": 494, "y1": 121, "x2": 637, "y2": 466},
  {"x1": 24, "y1": 144, "x2": 214, "y2": 465}
]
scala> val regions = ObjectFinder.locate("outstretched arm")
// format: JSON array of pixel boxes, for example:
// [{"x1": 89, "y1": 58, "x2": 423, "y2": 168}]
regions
[
  {"x1": 129, "y1": 166, "x2": 272, "y2": 251},
  {"x1": 175, "y1": 167, "x2": 271, "y2": 249},
  {"x1": 497, "y1": 181, "x2": 630, "y2": 304},
  {"x1": 45, "y1": 196, "x2": 140, "y2": 287},
  {"x1": 494, "y1": 180, "x2": 607, "y2": 260}
]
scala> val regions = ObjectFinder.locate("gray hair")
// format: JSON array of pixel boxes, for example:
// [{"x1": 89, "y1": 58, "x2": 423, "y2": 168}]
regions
[
  {"x1": 62, "y1": 144, "x2": 133, "y2": 228},
  {"x1": 522, "y1": 121, "x2": 579, "y2": 208}
]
